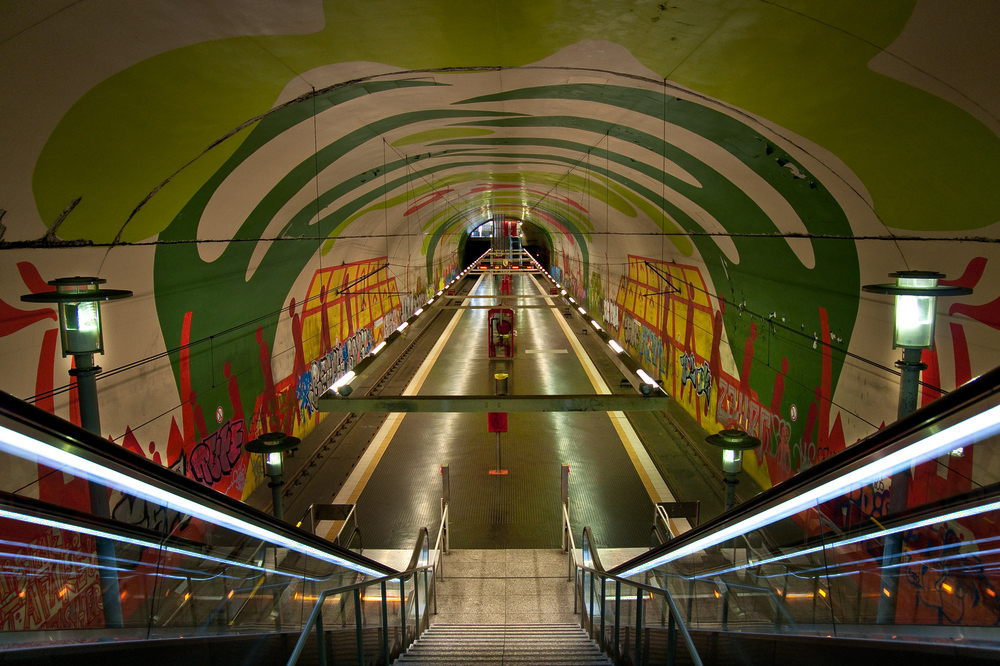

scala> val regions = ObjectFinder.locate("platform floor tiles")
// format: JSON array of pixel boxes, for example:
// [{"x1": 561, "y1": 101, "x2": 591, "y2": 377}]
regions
[{"x1": 433, "y1": 549, "x2": 576, "y2": 625}]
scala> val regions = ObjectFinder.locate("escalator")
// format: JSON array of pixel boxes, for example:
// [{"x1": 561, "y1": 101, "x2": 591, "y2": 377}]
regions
[
  {"x1": 0, "y1": 389, "x2": 406, "y2": 664},
  {"x1": 580, "y1": 363, "x2": 1000, "y2": 664},
  {"x1": 5, "y1": 338, "x2": 1000, "y2": 664}
]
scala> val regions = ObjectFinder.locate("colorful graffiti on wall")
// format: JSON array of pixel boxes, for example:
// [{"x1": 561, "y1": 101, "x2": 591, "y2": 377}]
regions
[
  {"x1": 607, "y1": 254, "x2": 848, "y2": 489},
  {"x1": 605, "y1": 253, "x2": 1000, "y2": 626},
  {"x1": 0, "y1": 257, "x2": 408, "y2": 631}
]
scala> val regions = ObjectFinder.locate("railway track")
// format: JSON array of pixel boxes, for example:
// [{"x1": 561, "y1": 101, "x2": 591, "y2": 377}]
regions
[{"x1": 279, "y1": 280, "x2": 474, "y2": 506}]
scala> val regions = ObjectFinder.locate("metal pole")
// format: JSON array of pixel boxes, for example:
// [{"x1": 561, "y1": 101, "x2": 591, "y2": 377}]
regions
[
  {"x1": 636, "y1": 588, "x2": 644, "y2": 666},
  {"x1": 400, "y1": 579, "x2": 407, "y2": 648},
  {"x1": 495, "y1": 432, "x2": 501, "y2": 475},
  {"x1": 381, "y1": 581, "x2": 389, "y2": 663},
  {"x1": 667, "y1": 609, "x2": 676, "y2": 666},
  {"x1": 315, "y1": 602, "x2": 327, "y2": 666},
  {"x1": 877, "y1": 346, "x2": 925, "y2": 624},
  {"x1": 589, "y1": 572, "x2": 595, "y2": 637},
  {"x1": 614, "y1": 581, "x2": 622, "y2": 663},
  {"x1": 687, "y1": 578, "x2": 694, "y2": 623},
  {"x1": 724, "y1": 474, "x2": 738, "y2": 513},
  {"x1": 269, "y1": 476, "x2": 284, "y2": 521},
  {"x1": 354, "y1": 588, "x2": 364, "y2": 666},
  {"x1": 441, "y1": 464, "x2": 450, "y2": 554},
  {"x1": 72, "y1": 353, "x2": 124, "y2": 629},
  {"x1": 600, "y1": 578, "x2": 606, "y2": 652},
  {"x1": 573, "y1": 566, "x2": 578, "y2": 614},
  {"x1": 414, "y1": 574, "x2": 420, "y2": 637}
]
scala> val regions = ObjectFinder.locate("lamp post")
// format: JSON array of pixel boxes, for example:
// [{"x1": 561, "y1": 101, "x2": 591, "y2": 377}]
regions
[
  {"x1": 705, "y1": 429, "x2": 760, "y2": 512},
  {"x1": 862, "y1": 270, "x2": 971, "y2": 624},
  {"x1": 22, "y1": 276, "x2": 132, "y2": 629},
  {"x1": 246, "y1": 432, "x2": 300, "y2": 521},
  {"x1": 862, "y1": 271, "x2": 972, "y2": 420}
]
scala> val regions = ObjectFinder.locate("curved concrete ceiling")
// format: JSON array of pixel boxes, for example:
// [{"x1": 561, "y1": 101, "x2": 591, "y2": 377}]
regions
[{"x1": 2, "y1": 1, "x2": 999, "y2": 499}]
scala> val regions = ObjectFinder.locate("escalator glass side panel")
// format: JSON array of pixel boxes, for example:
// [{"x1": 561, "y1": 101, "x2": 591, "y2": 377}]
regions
[
  {"x1": 621, "y1": 369, "x2": 1000, "y2": 643},
  {"x1": 0, "y1": 391, "x2": 390, "y2": 649}
]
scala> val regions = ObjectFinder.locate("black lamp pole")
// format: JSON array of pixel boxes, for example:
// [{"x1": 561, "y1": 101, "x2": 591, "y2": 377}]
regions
[
  {"x1": 862, "y1": 271, "x2": 970, "y2": 624},
  {"x1": 22, "y1": 277, "x2": 132, "y2": 629}
]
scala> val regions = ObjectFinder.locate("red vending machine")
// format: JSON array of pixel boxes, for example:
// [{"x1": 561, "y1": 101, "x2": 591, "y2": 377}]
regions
[{"x1": 487, "y1": 308, "x2": 514, "y2": 358}]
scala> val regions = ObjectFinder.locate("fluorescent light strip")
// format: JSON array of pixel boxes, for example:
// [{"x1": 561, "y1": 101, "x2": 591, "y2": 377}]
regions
[
  {"x1": 330, "y1": 370, "x2": 355, "y2": 393},
  {"x1": 578, "y1": 307, "x2": 587, "y2": 315},
  {"x1": 620, "y1": 403, "x2": 1000, "y2": 577},
  {"x1": 698, "y1": 498, "x2": 1000, "y2": 580},
  {"x1": 0, "y1": 507, "x2": 324, "y2": 580},
  {"x1": 0, "y1": 545, "x2": 243, "y2": 583},
  {"x1": 369, "y1": 341, "x2": 387, "y2": 356},
  {"x1": 608, "y1": 339, "x2": 625, "y2": 354},
  {"x1": 413, "y1": 308, "x2": 424, "y2": 316},
  {"x1": 636, "y1": 369, "x2": 658, "y2": 387},
  {"x1": 591, "y1": 320, "x2": 602, "y2": 331},
  {"x1": 0, "y1": 427, "x2": 385, "y2": 577},
  {"x1": 396, "y1": 321, "x2": 409, "y2": 333}
]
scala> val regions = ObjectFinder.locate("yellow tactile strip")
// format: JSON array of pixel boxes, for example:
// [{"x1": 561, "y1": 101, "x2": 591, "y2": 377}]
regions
[
  {"x1": 333, "y1": 274, "x2": 485, "y2": 505},
  {"x1": 527, "y1": 275, "x2": 676, "y2": 507}
]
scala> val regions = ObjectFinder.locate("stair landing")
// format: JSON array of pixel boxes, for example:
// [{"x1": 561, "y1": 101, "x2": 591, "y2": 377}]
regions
[{"x1": 434, "y1": 549, "x2": 576, "y2": 625}]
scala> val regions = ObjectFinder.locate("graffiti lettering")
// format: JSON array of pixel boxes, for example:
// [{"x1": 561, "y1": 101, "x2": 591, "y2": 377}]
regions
[
  {"x1": 603, "y1": 298, "x2": 619, "y2": 328},
  {"x1": 188, "y1": 418, "x2": 246, "y2": 486},
  {"x1": 680, "y1": 351, "x2": 712, "y2": 405},
  {"x1": 302, "y1": 327, "x2": 375, "y2": 416},
  {"x1": 640, "y1": 325, "x2": 664, "y2": 375}
]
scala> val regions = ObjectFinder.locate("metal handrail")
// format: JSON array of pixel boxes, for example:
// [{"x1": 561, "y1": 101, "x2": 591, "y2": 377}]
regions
[
  {"x1": 285, "y1": 563, "x2": 435, "y2": 665},
  {"x1": 433, "y1": 503, "x2": 449, "y2": 580},
  {"x1": 287, "y1": 507, "x2": 449, "y2": 666},
  {"x1": 563, "y1": 502, "x2": 703, "y2": 666}
]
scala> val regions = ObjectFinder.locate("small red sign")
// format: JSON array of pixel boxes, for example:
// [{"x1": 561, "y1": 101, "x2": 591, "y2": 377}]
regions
[{"x1": 487, "y1": 412, "x2": 508, "y2": 433}]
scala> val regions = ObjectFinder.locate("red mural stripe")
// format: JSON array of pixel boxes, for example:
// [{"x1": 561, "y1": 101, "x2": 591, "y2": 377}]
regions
[
  {"x1": 180, "y1": 311, "x2": 194, "y2": 445},
  {"x1": 920, "y1": 347, "x2": 943, "y2": 408},
  {"x1": 35, "y1": 328, "x2": 59, "y2": 414},
  {"x1": 0, "y1": 298, "x2": 57, "y2": 337},
  {"x1": 940, "y1": 256, "x2": 986, "y2": 290},
  {"x1": 950, "y1": 322, "x2": 972, "y2": 387},
  {"x1": 17, "y1": 261, "x2": 56, "y2": 294}
]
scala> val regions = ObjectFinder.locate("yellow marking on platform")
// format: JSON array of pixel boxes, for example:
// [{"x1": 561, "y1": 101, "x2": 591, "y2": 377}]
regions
[
  {"x1": 333, "y1": 274, "x2": 485, "y2": 505},
  {"x1": 529, "y1": 275, "x2": 684, "y2": 525}
]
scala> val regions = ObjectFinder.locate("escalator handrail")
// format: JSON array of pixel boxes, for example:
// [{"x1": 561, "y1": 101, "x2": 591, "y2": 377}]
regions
[
  {"x1": 0, "y1": 389, "x2": 396, "y2": 578},
  {"x1": 609, "y1": 363, "x2": 1000, "y2": 577},
  {"x1": 563, "y1": 504, "x2": 702, "y2": 665},
  {"x1": 580, "y1": 525, "x2": 605, "y2": 573},
  {"x1": 574, "y1": 542, "x2": 703, "y2": 666},
  {"x1": 285, "y1": 560, "x2": 437, "y2": 666},
  {"x1": 405, "y1": 526, "x2": 431, "y2": 571}
]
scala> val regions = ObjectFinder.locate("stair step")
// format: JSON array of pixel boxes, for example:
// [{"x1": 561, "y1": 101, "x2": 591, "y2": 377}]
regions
[{"x1": 392, "y1": 623, "x2": 611, "y2": 665}]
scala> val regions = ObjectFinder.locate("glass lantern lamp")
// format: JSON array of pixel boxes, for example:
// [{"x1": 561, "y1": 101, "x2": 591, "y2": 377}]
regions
[
  {"x1": 862, "y1": 271, "x2": 971, "y2": 417},
  {"x1": 22, "y1": 277, "x2": 133, "y2": 357},
  {"x1": 706, "y1": 429, "x2": 761, "y2": 511},
  {"x1": 247, "y1": 432, "x2": 301, "y2": 520}
]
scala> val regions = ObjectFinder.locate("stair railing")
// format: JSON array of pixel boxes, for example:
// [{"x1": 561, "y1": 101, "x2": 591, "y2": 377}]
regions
[
  {"x1": 287, "y1": 504, "x2": 448, "y2": 666},
  {"x1": 563, "y1": 503, "x2": 703, "y2": 666}
]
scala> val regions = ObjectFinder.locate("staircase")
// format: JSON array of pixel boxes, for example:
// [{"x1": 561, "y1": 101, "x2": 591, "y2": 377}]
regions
[{"x1": 393, "y1": 624, "x2": 612, "y2": 664}]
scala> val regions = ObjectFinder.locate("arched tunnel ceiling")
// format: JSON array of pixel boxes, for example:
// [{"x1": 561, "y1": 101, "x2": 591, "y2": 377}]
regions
[{"x1": 2, "y1": 1, "x2": 1000, "y2": 498}]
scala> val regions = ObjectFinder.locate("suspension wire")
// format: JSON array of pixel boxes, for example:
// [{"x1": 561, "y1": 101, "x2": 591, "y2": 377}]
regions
[{"x1": 23, "y1": 261, "x2": 390, "y2": 405}]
